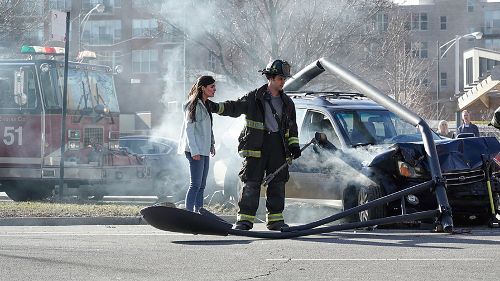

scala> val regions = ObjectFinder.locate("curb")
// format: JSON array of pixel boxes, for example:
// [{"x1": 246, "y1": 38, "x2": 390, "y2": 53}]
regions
[{"x1": 0, "y1": 215, "x2": 236, "y2": 226}]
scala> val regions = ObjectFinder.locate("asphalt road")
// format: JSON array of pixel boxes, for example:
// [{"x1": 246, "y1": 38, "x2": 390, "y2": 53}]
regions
[{"x1": 0, "y1": 224, "x2": 499, "y2": 281}]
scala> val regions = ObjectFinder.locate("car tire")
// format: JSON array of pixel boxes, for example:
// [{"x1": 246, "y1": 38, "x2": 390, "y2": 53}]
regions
[
  {"x1": 342, "y1": 185, "x2": 358, "y2": 223},
  {"x1": 222, "y1": 171, "x2": 240, "y2": 202},
  {"x1": 357, "y1": 185, "x2": 386, "y2": 222}
]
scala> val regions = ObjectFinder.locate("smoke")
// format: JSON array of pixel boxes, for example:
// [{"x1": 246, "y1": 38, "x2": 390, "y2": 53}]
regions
[{"x1": 146, "y1": 0, "x2": 397, "y2": 212}]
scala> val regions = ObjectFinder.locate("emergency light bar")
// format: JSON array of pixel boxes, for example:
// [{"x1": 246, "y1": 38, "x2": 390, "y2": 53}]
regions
[
  {"x1": 76, "y1": 50, "x2": 97, "y2": 61},
  {"x1": 20, "y1": 45, "x2": 65, "y2": 55}
]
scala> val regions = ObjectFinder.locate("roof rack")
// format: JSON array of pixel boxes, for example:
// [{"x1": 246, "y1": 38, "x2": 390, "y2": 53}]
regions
[{"x1": 286, "y1": 91, "x2": 366, "y2": 100}]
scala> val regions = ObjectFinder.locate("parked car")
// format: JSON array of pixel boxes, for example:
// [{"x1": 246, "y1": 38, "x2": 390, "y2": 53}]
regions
[{"x1": 112, "y1": 135, "x2": 190, "y2": 201}]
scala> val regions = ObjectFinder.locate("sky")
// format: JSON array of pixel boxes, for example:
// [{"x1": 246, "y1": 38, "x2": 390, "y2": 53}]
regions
[{"x1": 393, "y1": 0, "x2": 500, "y2": 5}]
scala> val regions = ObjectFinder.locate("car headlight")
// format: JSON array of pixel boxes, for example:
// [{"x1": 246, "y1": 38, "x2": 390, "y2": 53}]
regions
[
  {"x1": 108, "y1": 141, "x2": 120, "y2": 150},
  {"x1": 493, "y1": 152, "x2": 500, "y2": 168},
  {"x1": 398, "y1": 161, "x2": 424, "y2": 178},
  {"x1": 68, "y1": 141, "x2": 81, "y2": 150}
]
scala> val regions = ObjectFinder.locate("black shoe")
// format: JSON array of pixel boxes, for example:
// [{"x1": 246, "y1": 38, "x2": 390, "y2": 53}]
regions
[
  {"x1": 267, "y1": 221, "x2": 288, "y2": 231},
  {"x1": 234, "y1": 221, "x2": 253, "y2": 231}
]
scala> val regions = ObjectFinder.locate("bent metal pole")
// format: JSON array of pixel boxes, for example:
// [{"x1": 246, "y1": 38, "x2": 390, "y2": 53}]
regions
[
  {"x1": 285, "y1": 58, "x2": 453, "y2": 231},
  {"x1": 316, "y1": 58, "x2": 453, "y2": 231}
]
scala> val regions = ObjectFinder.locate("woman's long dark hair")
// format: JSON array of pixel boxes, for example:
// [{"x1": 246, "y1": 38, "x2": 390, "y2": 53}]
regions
[{"x1": 187, "y1": 75, "x2": 215, "y2": 122}]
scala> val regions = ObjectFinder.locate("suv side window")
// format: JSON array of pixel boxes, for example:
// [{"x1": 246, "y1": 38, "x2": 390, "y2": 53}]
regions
[
  {"x1": 295, "y1": 108, "x2": 307, "y2": 133},
  {"x1": 301, "y1": 110, "x2": 340, "y2": 147}
]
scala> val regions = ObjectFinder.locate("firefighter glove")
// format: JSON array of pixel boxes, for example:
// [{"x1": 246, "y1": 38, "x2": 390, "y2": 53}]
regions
[{"x1": 289, "y1": 145, "x2": 301, "y2": 159}]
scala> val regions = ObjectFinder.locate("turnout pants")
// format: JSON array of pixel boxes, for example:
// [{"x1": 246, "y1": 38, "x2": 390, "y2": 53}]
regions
[{"x1": 237, "y1": 132, "x2": 288, "y2": 225}]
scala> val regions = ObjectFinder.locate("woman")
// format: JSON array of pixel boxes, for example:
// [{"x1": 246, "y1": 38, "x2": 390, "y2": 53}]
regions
[
  {"x1": 438, "y1": 120, "x2": 454, "y2": 138},
  {"x1": 178, "y1": 76, "x2": 216, "y2": 212}
]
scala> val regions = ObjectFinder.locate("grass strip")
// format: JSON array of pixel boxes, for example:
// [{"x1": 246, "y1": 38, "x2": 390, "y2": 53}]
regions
[
  {"x1": 0, "y1": 201, "x2": 143, "y2": 218},
  {"x1": 0, "y1": 201, "x2": 238, "y2": 218}
]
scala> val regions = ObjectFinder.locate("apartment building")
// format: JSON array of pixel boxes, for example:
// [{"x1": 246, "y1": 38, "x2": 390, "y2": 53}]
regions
[{"x1": 400, "y1": 0, "x2": 500, "y2": 121}]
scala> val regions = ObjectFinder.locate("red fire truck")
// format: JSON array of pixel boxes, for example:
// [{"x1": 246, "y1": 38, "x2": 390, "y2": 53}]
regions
[{"x1": 0, "y1": 46, "x2": 149, "y2": 201}]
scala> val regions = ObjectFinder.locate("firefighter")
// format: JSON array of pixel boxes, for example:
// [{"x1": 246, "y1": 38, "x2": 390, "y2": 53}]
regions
[{"x1": 209, "y1": 60, "x2": 301, "y2": 231}]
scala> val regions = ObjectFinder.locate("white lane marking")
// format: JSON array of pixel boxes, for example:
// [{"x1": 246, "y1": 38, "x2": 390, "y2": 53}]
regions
[
  {"x1": 0, "y1": 232, "x2": 188, "y2": 236},
  {"x1": 267, "y1": 258, "x2": 492, "y2": 261}
]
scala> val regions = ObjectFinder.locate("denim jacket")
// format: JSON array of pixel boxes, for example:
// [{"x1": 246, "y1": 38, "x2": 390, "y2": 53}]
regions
[{"x1": 178, "y1": 99, "x2": 215, "y2": 156}]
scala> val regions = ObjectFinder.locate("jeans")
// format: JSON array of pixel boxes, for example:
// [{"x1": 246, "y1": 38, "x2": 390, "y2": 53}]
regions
[{"x1": 184, "y1": 152, "x2": 210, "y2": 212}]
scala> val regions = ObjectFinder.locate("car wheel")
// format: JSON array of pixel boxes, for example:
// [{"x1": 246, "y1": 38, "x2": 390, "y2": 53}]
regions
[
  {"x1": 357, "y1": 185, "x2": 386, "y2": 222},
  {"x1": 154, "y1": 172, "x2": 187, "y2": 202},
  {"x1": 222, "y1": 171, "x2": 240, "y2": 202},
  {"x1": 5, "y1": 186, "x2": 30, "y2": 201}
]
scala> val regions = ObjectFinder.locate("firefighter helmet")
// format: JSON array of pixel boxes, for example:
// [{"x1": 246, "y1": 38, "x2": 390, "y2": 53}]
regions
[{"x1": 259, "y1": 59, "x2": 291, "y2": 77}]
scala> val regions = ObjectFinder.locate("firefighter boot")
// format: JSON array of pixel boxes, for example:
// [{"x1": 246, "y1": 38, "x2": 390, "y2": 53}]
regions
[
  {"x1": 266, "y1": 220, "x2": 289, "y2": 231},
  {"x1": 234, "y1": 220, "x2": 253, "y2": 231}
]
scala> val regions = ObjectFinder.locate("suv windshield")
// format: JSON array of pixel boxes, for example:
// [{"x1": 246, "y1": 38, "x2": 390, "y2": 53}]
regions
[{"x1": 334, "y1": 110, "x2": 440, "y2": 146}]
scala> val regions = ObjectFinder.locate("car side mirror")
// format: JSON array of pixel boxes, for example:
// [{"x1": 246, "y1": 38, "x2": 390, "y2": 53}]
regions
[
  {"x1": 315, "y1": 132, "x2": 327, "y2": 144},
  {"x1": 14, "y1": 69, "x2": 27, "y2": 106}
]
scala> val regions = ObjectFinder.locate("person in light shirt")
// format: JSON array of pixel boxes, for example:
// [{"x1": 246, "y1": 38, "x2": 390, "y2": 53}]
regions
[
  {"x1": 457, "y1": 110, "x2": 479, "y2": 137},
  {"x1": 437, "y1": 120, "x2": 454, "y2": 138}
]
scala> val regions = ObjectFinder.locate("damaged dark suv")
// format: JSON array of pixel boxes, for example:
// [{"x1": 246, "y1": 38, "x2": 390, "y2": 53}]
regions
[{"x1": 286, "y1": 91, "x2": 500, "y2": 223}]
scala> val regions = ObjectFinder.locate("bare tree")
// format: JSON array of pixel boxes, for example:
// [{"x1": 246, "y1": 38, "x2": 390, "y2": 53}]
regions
[
  {"x1": 147, "y1": 0, "x2": 437, "y2": 121},
  {"x1": 0, "y1": 0, "x2": 45, "y2": 56},
  {"x1": 148, "y1": 0, "x2": 394, "y2": 89},
  {"x1": 367, "y1": 9, "x2": 435, "y2": 119}
]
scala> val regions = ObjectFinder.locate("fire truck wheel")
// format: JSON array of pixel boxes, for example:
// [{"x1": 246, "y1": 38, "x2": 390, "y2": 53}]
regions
[
  {"x1": 5, "y1": 184, "x2": 53, "y2": 202},
  {"x1": 154, "y1": 172, "x2": 187, "y2": 203}
]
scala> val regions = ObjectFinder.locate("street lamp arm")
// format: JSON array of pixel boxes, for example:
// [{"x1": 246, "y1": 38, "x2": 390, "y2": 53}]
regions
[
  {"x1": 438, "y1": 32, "x2": 483, "y2": 60},
  {"x1": 440, "y1": 41, "x2": 456, "y2": 59},
  {"x1": 79, "y1": 4, "x2": 105, "y2": 52}
]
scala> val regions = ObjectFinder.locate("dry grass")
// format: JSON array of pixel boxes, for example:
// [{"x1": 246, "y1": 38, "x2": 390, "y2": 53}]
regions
[
  {"x1": 0, "y1": 201, "x2": 143, "y2": 218},
  {"x1": 0, "y1": 201, "x2": 238, "y2": 218}
]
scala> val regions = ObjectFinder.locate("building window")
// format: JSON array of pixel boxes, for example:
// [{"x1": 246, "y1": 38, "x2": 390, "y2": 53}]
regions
[
  {"x1": 410, "y1": 13, "x2": 427, "y2": 31},
  {"x1": 132, "y1": 49, "x2": 158, "y2": 73},
  {"x1": 23, "y1": 23, "x2": 43, "y2": 44},
  {"x1": 82, "y1": 0, "x2": 119, "y2": 14},
  {"x1": 484, "y1": 11, "x2": 500, "y2": 35},
  {"x1": 96, "y1": 51, "x2": 121, "y2": 69},
  {"x1": 479, "y1": 57, "x2": 500, "y2": 78},
  {"x1": 161, "y1": 24, "x2": 183, "y2": 42},
  {"x1": 467, "y1": 0, "x2": 475, "y2": 12},
  {"x1": 163, "y1": 49, "x2": 184, "y2": 82},
  {"x1": 82, "y1": 20, "x2": 122, "y2": 45},
  {"x1": 412, "y1": 42, "x2": 428, "y2": 58},
  {"x1": 485, "y1": 39, "x2": 500, "y2": 51},
  {"x1": 132, "y1": 19, "x2": 158, "y2": 37},
  {"x1": 208, "y1": 52, "x2": 216, "y2": 71},
  {"x1": 19, "y1": 0, "x2": 43, "y2": 16},
  {"x1": 466, "y1": 58, "x2": 473, "y2": 84},
  {"x1": 376, "y1": 13, "x2": 388, "y2": 32},
  {"x1": 421, "y1": 78, "x2": 429, "y2": 87},
  {"x1": 440, "y1": 16, "x2": 447, "y2": 30},
  {"x1": 440, "y1": 72, "x2": 447, "y2": 87},
  {"x1": 49, "y1": 0, "x2": 71, "y2": 10},
  {"x1": 132, "y1": 0, "x2": 148, "y2": 8},
  {"x1": 132, "y1": 0, "x2": 161, "y2": 9}
]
